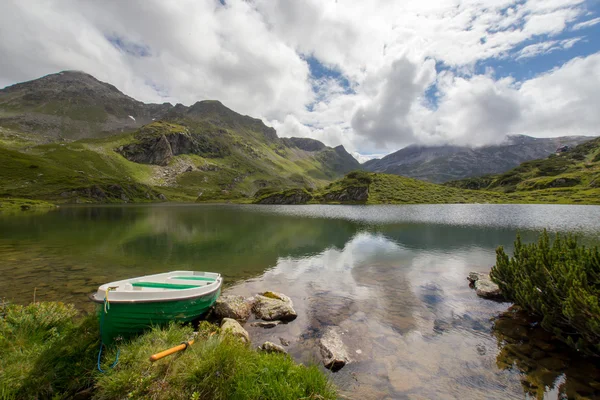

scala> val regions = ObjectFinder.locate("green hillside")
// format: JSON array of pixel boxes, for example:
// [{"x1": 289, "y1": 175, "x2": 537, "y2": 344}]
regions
[
  {"x1": 445, "y1": 137, "x2": 600, "y2": 204},
  {"x1": 0, "y1": 119, "x2": 359, "y2": 203},
  {"x1": 255, "y1": 171, "x2": 506, "y2": 204},
  {"x1": 0, "y1": 72, "x2": 363, "y2": 204}
]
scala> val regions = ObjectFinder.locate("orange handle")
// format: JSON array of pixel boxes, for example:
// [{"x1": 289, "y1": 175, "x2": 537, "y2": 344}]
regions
[{"x1": 149, "y1": 340, "x2": 194, "y2": 362}]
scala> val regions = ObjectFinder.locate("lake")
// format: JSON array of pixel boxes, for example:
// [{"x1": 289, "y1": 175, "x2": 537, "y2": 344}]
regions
[{"x1": 1, "y1": 204, "x2": 600, "y2": 399}]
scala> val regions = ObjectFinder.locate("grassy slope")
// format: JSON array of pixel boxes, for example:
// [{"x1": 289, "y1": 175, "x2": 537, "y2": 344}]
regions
[
  {"x1": 319, "y1": 171, "x2": 506, "y2": 204},
  {"x1": 0, "y1": 137, "x2": 164, "y2": 202},
  {"x1": 445, "y1": 137, "x2": 600, "y2": 204},
  {"x1": 254, "y1": 171, "x2": 508, "y2": 204},
  {"x1": 0, "y1": 120, "x2": 347, "y2": 204},
  {"x1": 0, "y1": 198, "x2": 56, "y2": 215}
]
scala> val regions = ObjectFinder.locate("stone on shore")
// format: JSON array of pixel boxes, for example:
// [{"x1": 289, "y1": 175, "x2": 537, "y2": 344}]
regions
[
  {"x1": 468, "y1": 271, "x2": 504, "y2": 300},
  {"x1": 259, "y1": 341, "x2": 287, "y2": 354},
  {"x1": 252, "y1": 291, "x2": 297, "y2": 321},
  {"x1": 213, "y1": 295, "x2": 254, "y2": 322},
  {"x1": 319, "y1": 327, "x2": 350, "y2": 371},
  {"x1": 220, "y1": 318, "x2": 250, "y2": 344}
]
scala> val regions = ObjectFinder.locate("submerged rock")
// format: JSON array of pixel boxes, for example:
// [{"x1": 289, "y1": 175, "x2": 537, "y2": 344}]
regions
[
  {"x1": 468, "y1": 271, "x2": 504, "y2": 300},
  {"x1": 252, "y1": 291, "x2": 297, "y2": 321},
  {"x1": 213, "y1": 295, "x2": 253, "y2": 322},
  {"x1": 319, "y1": 327, "x2": 350, "y2": 371},
  {"x1": 250, "y1": 320, "x2": 282, "y2": 328},
  {"x1": 259, "y1": 341, "x2": 287, "y2": 354},
  {"x1": 220, "y1": 318, "x2": 250, "y2": 344}
]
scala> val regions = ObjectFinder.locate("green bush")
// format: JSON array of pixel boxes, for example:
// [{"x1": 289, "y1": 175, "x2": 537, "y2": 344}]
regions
[{"x1": 491, "y1": 231, "x2": 600, "y2": 355}]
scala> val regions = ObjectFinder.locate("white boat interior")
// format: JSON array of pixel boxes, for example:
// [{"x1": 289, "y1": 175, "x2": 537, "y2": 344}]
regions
[{"x1": 91, "y1": 271, "x2": 222, "y2": 303}]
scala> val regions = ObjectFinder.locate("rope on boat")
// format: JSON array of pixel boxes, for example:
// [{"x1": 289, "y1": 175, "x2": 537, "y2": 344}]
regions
[{"x1": 97, "y1": 288, "x2": 120, "y2": 373}]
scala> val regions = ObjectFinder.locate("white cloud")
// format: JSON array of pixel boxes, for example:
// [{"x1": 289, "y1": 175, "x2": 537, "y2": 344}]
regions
[
  {"x1": 572, "y1": 17, "x2": 600, "y2": 30},
  {"x1": 515, "y1": 36, "x2": 583, "y2": 60},
  {"x1": 0, "y1": 0, "x2": 598, "y2": 157}
]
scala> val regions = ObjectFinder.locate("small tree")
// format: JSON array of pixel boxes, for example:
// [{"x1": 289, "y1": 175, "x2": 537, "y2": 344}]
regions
[{"x1": 491, "y1": 230, "x2": 600, "y2": 356}]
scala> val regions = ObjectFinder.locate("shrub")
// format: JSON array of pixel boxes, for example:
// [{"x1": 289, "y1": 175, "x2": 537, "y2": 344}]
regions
[{"x1": 491, "y1": 231, "x2": 600, "y2": 356}]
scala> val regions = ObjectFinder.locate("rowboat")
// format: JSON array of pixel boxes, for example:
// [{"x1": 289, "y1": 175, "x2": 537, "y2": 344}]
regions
[{"x1": 90, "y1": 271, "x2": 222, "y2": 344}]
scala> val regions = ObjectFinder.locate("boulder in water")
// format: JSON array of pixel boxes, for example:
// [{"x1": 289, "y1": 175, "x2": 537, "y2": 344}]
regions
[
  {"x1": 252, "y1": 291, "x2": 297, "y2": 321},
  {"x1": 319, "y1": 327, "x2": 350, "y2": 371}
]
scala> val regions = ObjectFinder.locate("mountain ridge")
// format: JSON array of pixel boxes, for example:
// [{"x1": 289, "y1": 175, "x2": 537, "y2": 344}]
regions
[
  {"x1": 363, "y1": 135, "x2": 594, "y2": 183},
  {"x1": 0, "y1": 71, "x2": 359, "y2": 203}
]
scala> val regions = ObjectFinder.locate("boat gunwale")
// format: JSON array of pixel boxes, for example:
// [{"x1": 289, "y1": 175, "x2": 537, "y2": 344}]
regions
[{"x1": 89, "y1": 278, "x2": 222, "y2": 304}]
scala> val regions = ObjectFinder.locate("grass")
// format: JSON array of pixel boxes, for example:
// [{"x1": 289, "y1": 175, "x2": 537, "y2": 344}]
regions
[
  {"x1": 0, "y1": 198, "x2": 56, "y2": 215},
  {"x1": 0, "y1": 302, "x2": 336, "y2": 400},
  {"x1": 0, "y1": 302, "x2": 98, "y2": 399}
]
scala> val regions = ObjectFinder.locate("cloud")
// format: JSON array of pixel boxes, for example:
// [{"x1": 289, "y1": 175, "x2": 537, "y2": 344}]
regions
[
  {"x1": 516, "y1": 52, "x2": 600, "y2": 137},
  {"x1": 351, "y1": 57, "x2": 436, "y2": 149},
  {"x1": 572, "y1": 17, "x2": 600, "y2": 30},
  {"x1": 0, "y1": 0, "x2": 598, "y2": 157},
  {"x1": 515, "y1": 37, "x2": 583, "y2": 60}
]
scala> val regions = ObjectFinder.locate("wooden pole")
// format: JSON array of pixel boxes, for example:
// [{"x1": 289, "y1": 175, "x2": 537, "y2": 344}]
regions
[{"x1": 149, "y1": 340, "x2": 194, "y2": 362}]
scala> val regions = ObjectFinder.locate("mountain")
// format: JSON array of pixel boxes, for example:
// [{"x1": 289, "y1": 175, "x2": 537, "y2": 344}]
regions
[
  {"x1": 363, "y1": 135, "x2": 593, "y2": 183},
  {"x1": 0, "y1": 71, "x2": 359, "y2": 203},
  {"x1": 446, "y1": 136, "x2": 600, "y2": 191},
  {"x1": 445, "y1": 136, "x2": 600, "y2": 204}
]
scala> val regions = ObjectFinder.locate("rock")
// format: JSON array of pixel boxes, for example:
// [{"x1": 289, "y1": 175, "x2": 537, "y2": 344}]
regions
[
  {"x1": 157, "y1": 193, "x2": 167, "y2": 201},
  {"x1": 213, "y1": 295, "x2": 253, "y2": 322},
  {"x1": 255, "y1": 188, "x2": 313, "y2": 205},
  {"x1": 467, "y1": 272, "x2": 487, "y2": 285},
  {"x1": 252, "y1": 291, "x2": 297, "y2": 321},
  {"x1": 279, "y1": 337, "x2": 290, "y2": 346},
  {"x1": 185, "y1": 165, "x2": 193, "y2": 172},
  {"x1": 468, "y1": 272, "x2": 504, "y2": 300},
  {"x1": 250, "y1": 320, "x2": 281, "y2": 328},
  {"x1": 321, "y1": 185, "x2": 369, "y2": 203},
  {"x1": 120, "y1": 193, "x2": 129, "y2": 202},
  {"x1": 259, "y1": 341, "x2": 287, "y2": 354},
  {"x1": 220, "y1": 318, "x2": 250, "y2": 344},
  {"x1": 319, "y1": 327, "x2": 350, "y2": 371}
]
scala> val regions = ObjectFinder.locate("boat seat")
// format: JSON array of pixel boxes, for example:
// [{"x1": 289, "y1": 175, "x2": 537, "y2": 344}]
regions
[
  {"x1": 171, "y1": 276, "x2": 216, "y2": 282},
  {"x1": 131, "y1": 282, "x2": 200, "y2": 290}
]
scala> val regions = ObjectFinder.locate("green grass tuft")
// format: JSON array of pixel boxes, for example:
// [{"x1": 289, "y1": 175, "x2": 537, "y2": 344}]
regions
[{"x1": 95, "y1": 322, "x2": 336, "y2": 400}]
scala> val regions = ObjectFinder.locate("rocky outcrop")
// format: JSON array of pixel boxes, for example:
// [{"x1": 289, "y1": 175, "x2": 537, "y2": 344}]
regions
[
  {"x1": 259, "y1": 341, "x2": 287, "y2": 354},
  {"x1": 468, "y1": 272, "x2": 505, "y2": 300},
  {"x1": 252, "y1": 291, "x2": 297, "y2": 321},
  {"x1": 281, "y1": 137, "x2": 327, "y2": 152},
  {"x1": 254, "y1": 188, "x2": 313, "y2": 205},
  {"x1": 117, "y1": 121, "x2": 229, "y2": 166},
  {"x1": 321, "y1": 186, "x2": 369, "y2": 203},
  {"x1": 213, "y1": 295, "x2": 254, "y2": 322},
  {"x1": 220, "y1": 318, "x2": 250, "y2": 344},
  {"x1": 319, "y1": 327, "x2": 350, "y2": 371},
  {"x1": 59, "y1": 183, "x2": 158, "y2": 203}
]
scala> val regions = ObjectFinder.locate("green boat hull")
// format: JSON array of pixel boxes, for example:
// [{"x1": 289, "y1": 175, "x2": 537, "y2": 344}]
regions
[{"x1": 97, "y1": 288, "x2": 220, "y2": 344}]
